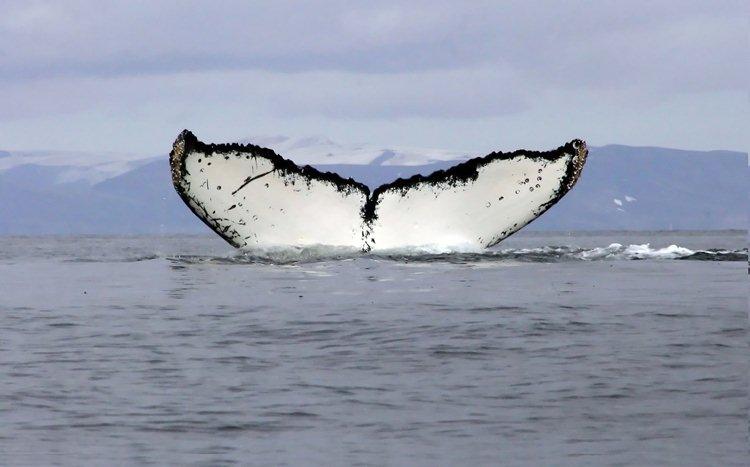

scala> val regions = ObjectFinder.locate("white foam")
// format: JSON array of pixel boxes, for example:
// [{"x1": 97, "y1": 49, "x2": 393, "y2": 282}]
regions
[
  {"x1": 372, "y1": 243, "x2": 486, "y2": 255},
  {"x1": 170, "y1": 242, "x2": 743, "y2": 265},
  {"x1": 577, "y1": 243, "x2": 695, "y2": 260},
  {"x1": 238, "y1": 244, "x2": 361, "y2": 263}
]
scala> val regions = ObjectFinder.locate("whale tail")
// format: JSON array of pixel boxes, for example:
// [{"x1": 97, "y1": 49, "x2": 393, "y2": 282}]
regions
[{"x1": 170, "y1": 131, "x2": 587, "y2": 251}]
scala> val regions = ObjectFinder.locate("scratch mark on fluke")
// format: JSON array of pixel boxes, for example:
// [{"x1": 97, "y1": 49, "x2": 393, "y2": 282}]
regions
[{"x1": 232, "y1": 169, "x2": 276, "y2": 195}]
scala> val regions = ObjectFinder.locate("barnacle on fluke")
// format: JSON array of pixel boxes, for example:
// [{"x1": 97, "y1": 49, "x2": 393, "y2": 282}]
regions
[{"x1": 170, "y1": 130, "x2": 587, "y2": 251}]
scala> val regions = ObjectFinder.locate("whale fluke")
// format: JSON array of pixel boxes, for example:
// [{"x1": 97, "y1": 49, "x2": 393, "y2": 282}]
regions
[{"x1": 170, "y1": 130, "x2": 587, "y2": 251}]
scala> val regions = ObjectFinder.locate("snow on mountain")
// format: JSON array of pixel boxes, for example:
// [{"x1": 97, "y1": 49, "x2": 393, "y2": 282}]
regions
[{"x1": 236, "y1": 135, "x2": 469, "y2": 166}]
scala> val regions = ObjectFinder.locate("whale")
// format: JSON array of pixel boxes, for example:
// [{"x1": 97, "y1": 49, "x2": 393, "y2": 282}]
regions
[{"x1": 170, "y1": 130, "x2": 587, "y2": 252}]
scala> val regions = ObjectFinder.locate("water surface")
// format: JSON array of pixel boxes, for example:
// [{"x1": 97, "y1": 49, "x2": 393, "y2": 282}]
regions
[{"x1": 0, "y1": 231, "x2": 746, "y2": 466}]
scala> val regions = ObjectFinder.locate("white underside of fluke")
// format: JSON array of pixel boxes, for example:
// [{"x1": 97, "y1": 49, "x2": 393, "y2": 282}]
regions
[
  {"x1": 170, "y1": 132, "x2": 587, "y2": 252},
  {"x1": 368, "y1": 156, "x2": 571, "y2": 251},
  {"x1": 181, "y1": 154, "x2": 366, "y2": 249}
]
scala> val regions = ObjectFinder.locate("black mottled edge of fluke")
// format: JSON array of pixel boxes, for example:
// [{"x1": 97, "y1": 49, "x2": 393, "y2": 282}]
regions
[
  {"x1": 531, "y1": 139, "x2": 587, "y2": 222},
  {"x1": 171, "y1": 129, "x2": 371, "y2": 196},
  {"x1": 170, "y1": 130, "x2": 239, "y2": 246}
]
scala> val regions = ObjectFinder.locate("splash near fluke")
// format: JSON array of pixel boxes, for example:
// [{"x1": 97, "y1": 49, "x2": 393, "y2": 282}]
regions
[{"x1": 170, "y1": 131, "x2": 587, "y2": 252}]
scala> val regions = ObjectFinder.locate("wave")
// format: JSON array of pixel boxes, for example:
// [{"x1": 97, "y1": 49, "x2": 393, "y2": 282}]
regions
[
  {"x1": 509, "y1": 243, "x2": 747, "y2": 262},
  {"x1": 166, "y1": 243, "x2": 747, "y2": 265},
  {"x1": 171, "y1": 245, "x2": 362, "y2": 265}
]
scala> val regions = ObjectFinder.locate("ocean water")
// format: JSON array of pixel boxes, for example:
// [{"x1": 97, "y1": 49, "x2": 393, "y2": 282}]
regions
[{"x1": 0, "y1": 231, "x2": 746, "y2": 466}]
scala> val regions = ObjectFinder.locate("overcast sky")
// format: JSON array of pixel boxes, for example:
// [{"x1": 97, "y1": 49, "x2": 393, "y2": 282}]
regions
[{"x1": 0, "y1": 0, "x2": 746, "y2": 156}]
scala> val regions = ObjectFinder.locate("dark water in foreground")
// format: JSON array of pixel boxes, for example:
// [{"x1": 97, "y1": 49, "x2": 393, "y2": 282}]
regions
[{"x1": 0, "y1": 231, "x2": 747, "y2": 466}]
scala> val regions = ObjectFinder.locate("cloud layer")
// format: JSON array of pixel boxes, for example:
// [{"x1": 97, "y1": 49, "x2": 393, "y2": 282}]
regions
[{"x1": 0, "y1": 0, "x2": 746, "y2": 152}]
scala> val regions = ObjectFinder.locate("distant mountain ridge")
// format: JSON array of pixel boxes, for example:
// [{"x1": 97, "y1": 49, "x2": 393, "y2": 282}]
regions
[{"x1": 0, "y1": 140, "x2": 746, "y2": 235}]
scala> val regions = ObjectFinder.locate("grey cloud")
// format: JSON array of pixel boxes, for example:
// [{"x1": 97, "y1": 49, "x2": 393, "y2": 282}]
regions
[
  {"x1": 261, "y1": 68, "x2": 529, "y2": 119},
  {"x1": 0, "y1": 67, "x2": 529, "y2": 120},
  {"x1": 1, "y1": 0, "x2": 746, "y2": 95}
]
